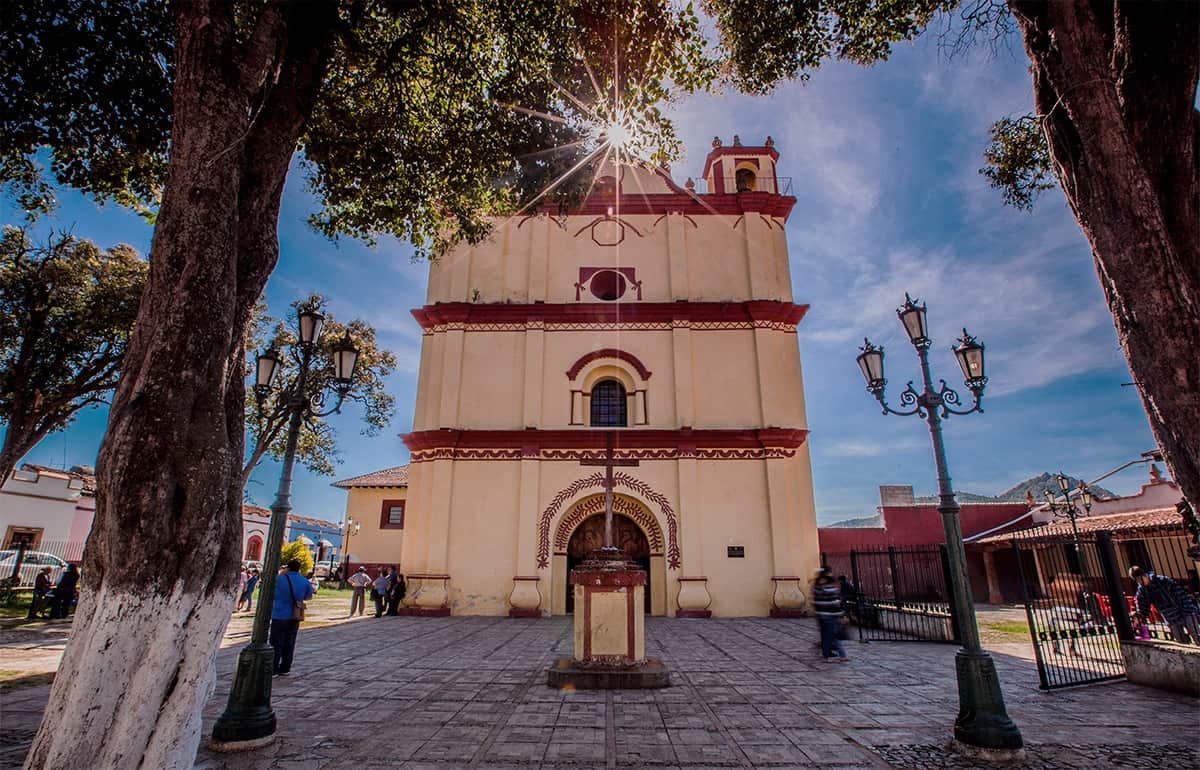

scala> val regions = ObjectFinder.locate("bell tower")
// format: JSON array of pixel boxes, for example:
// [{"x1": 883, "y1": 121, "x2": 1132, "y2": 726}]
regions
[{"x1": 701, "y1": 135, "x2": 782, "y2": 194}]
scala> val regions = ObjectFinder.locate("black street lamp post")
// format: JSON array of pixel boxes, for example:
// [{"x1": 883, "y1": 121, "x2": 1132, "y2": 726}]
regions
[
  {"x1": 211, "y1": 309, "x2": 359, "y2": 748},
  {"x1": 1043, "y1": 473, "x2": 1093, "y2": 581},
  {"x1": 855, "y1": 294, "x2": 1023, "y2": 755}
]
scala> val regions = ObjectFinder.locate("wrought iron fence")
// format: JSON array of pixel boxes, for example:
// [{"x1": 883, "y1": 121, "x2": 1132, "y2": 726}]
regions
[
  {"x1": 1118, "y1": 533, "x2": 1199, "y2": 643},
  {"x1": 824, "y1": 546, "x2": 959, "y2": 643},
  {"x1": 1011, "y1": 533, "x2": 1127, "y2": 690}
]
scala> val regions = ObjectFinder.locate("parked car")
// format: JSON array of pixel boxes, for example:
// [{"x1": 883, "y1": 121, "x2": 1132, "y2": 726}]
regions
[
  {"x1": 312, "y1": 559, "x2": 339, "y2": 579},
  {"x1": 0, "y1": 550, "x2": 69, "y2": 587}
]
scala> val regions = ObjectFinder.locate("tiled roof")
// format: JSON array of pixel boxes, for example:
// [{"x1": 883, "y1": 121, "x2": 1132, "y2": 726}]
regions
[
  {"x1": 332, "y1": 465, "x2": 409, "y2": 489},
  {"x1": 241, "y1": 505, "x2": 339, "y2": 530},
  {"x1": 973, "y1": 508, "x2": 1186, "y2": 545},
  {"x1": 20, "y1": 463, "x2": 97, "y2": 495}
]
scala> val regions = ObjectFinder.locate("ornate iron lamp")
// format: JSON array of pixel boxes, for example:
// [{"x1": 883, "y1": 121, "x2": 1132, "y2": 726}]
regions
[
  {"x1": 211, "y1": 309, "x2": 358, "y2": 748},
  {"x1": 1043, "y1": 473, "x2": 1093, "y2": 576},
  {"x1": 855, "y1": 296, "x2": 1023, "y2": 755}
]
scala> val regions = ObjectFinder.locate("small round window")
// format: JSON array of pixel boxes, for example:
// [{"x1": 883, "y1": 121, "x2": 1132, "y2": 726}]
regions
[{"x1": 589, "y1": 270, "x2": 628, "y2": 301}]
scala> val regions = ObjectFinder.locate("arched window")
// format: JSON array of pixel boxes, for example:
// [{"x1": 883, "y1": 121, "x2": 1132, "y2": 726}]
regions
[
  {"x1": 735, "y1": 168, "x2": 757, "y2": 192},
  {"x1": 245, "y1": 535, "x2": 263, "y2": 561},
  {"x1": 590, "y1": 379, "x2": 628, "y2": 427}
]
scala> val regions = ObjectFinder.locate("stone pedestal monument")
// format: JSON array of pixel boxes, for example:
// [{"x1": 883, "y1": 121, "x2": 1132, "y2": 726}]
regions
[{"x1": 547, "y1": 436, "x2": 669, "y2": 689}]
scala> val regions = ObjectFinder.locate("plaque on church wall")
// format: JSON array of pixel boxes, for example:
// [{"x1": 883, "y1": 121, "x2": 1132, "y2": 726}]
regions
[{"x1": 727, "y1": 546, "x2": 745, "y2": 558}]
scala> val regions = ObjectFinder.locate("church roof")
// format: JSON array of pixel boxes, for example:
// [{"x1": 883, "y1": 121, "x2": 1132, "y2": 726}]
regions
[{"x1": 332, "y1": 465, "x2": 410, "y2": 489}]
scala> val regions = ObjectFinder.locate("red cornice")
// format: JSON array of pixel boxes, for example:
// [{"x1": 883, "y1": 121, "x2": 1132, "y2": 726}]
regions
[
  {"x1": 565, "y1": 349, "x2": 653, "y2": 381},
  {"x1": 412, "y1": 300, "x2": 809, "y2": 331},
  {"x1": 402, "y1": 428, "x2": 808, "y2": 453},
  {"x1": 551, "y1": 192, "x2": 795, "y2": 220}
]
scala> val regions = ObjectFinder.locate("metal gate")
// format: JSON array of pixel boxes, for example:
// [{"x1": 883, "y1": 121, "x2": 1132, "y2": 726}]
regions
[
  {"x1": 825, "y1": 546, "x2": 960, "y2": 643},
  {"x1": 1011, "y1": 533, "x2": 1126, "y2": 690}
]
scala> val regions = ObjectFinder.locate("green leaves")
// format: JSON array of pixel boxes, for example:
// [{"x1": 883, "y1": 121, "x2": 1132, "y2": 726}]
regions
[
  {"x1": 705, "y1": 0, "x2": 955, "y2": 93},
  {"x1": 980, "y1": 115, "x2": 1055, "y2": 211},
  {"x1": 0, "y1": 228, "x2": 147, "y2": 475},
  {"x1": 0, "y1": 0, "x2": 172, "y2": 218}
]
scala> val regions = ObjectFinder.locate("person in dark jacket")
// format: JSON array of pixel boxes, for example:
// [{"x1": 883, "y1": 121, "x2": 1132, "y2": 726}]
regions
[
  {"x1": 27, "y1": 566, "x2": 54, "y2": 619},
  {"x1": 812, "y1": 569, "x2": 848, "y2": 661},
  {"x1": 52, "y1": 564, "x2": 79, "y2": 619},
  {"x1": 1130, "y1": 566, "x2": 1200, "y2": 644},
  {"x1": 386, "y1": 571, "x2": 406, "y2": 616}
]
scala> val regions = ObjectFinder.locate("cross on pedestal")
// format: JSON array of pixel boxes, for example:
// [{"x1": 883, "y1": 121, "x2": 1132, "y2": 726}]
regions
[{"x1": 579, "y1": 431, "x2": 639, "y2": 551}]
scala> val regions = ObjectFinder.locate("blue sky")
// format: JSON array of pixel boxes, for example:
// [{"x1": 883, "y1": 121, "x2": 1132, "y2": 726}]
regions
[{"x1": 3, "y1": 30, "x2": 1157, "y2": 526}]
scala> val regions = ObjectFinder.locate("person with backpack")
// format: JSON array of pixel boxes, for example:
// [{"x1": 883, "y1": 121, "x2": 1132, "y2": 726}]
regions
[{"x1": 269, "y1": 560, "x2": 313, "y2": 676}]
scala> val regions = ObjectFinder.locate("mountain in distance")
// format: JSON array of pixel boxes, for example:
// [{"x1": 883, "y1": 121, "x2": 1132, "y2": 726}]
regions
[
  {"x1": 825, "y1": 472, "x2": 1119, "y2": 528},
  {"x1": 994, "y1": 472, "x2": 1117, "y2": 502}
]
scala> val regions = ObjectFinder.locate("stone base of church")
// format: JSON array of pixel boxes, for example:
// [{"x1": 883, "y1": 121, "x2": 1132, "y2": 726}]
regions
[
  {"x1": 398, "y1": 607, "x2": 451, "y2": 617},
  {"x1": 547, "y1": 657, "x2": 670, "y2": 690},
  {"x1": 768, "y1": 608, "x2": 808, "y2": 619},
  {"x1": 508, "y1": 608, "x2": 542, "y2": 618},
  {"x1": 674, "y1": 609, "x2": 712, "y2": 618}
]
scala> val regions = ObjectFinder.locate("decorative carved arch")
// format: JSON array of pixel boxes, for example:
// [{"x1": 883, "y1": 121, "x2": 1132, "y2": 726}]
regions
[
  {"x1": 537, "y1": 473, "x2": 679, "y2": 569},
  {"x1": 553, "y1": 494, "x2": 665, "y2": 554},
  {"x1": 566, "y1": 348, "x2": 652, "y2": 381}
]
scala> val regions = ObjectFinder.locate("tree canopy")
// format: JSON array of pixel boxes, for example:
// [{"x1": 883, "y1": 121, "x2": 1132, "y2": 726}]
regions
[
  {"x1": 0, "y1": 228, "x2": 147, "y2": 483},
  {"x1": 1, "y1": 0, "x2": 713, "y2": 254},
  {"x1": 243, "y1": 295, "x2": 397, "y2": 483}
]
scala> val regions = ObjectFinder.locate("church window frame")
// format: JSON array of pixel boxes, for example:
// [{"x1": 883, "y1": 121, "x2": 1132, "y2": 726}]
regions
[
  {"x1": 589, "y1": 379, "x2": 628, "y2": 427},
  {"x1": 571, "y1": 362, "x2": 648, "y2": 427},
  {"x1": 380, "y1": 499, "x2": 406, "y2": 529}
]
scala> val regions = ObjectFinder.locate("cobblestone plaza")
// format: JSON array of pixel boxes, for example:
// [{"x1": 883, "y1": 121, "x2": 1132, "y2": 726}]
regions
[{"x1": 1, "y1": 616, "x2": 1196, "y2": 769}]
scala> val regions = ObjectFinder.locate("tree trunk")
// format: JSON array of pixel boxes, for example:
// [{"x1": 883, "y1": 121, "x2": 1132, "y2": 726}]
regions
[
  {"x1": 1010, "y1": 0, "x2": 1200, "y2": 511},
  {"x1": 23, "y1": 3, "x2": 336, "y2": 768}
]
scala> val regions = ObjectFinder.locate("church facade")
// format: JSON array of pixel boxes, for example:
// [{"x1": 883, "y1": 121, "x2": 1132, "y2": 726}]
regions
[{"x1": 342, "y1": 138, "x2": 820, "y2": 617}]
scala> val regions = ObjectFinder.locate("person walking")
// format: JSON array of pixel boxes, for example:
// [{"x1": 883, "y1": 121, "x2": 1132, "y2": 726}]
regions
[
  {"x1": 52, "y1": 564, "x2": 79, "y2": 619},
  {"x1": 239, "y1": 568, "x2": 260, "y2": 612},
  {"x1": 27, "y1": 566, "x2": 53, "y2": 619},
  {"x1": 347, "y1": 566, "x2": 371, "y2": 617},
  {"x1": 812, "y1": 569, "x2": 848, "y2": 662},
  {"x1": 386, "y1": 570, "x2": 406, "y2": 616},
  {"x1": 1129, "y1": 566, "x2": 1200, "y2": 644},
  {"x1": 372, "y1": 569, "x2": 391, "y2": 618},
  {"x1": 234, "y1": 567, "x2": 248, "y2": 612},
  {"x1": 269, "y1": 560, "x2": 313, "y2": 676}
]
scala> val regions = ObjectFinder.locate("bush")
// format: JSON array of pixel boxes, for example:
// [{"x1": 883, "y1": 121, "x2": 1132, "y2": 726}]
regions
[{"x1": 279, "y1": 541, "x2": 314, "y2": 576}]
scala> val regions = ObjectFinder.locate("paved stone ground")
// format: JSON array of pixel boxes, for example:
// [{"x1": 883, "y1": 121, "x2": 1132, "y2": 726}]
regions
[{"x1": 1, "y1": 616, "x2": 1196, "y2": 769}]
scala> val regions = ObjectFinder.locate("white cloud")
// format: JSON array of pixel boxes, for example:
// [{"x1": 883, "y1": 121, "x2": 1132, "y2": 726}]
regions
[{"x1": 824, "y1": 437, "x2": 919, "y2": 457}]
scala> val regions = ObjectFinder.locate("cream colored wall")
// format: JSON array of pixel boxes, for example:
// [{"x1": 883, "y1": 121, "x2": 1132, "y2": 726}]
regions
[
  {"x1": 404, "y1": 450, "x2": 820, "y2": 617},
  {"x1": 415, "y1": 327, "x2": 809, "y2": 433},
  {"x1": 425, "y1": 165, "x2": 792, "y2": 307},
  {"x1": 406, "y1": 154, "x2": 821, "y2": 617},
  {"x1": 342, "y1": 487, "x2": 407, "y2": 566}
]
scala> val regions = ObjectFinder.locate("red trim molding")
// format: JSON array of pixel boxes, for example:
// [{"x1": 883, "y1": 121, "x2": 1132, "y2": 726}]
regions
[
  {"x1": 566, "y1": 349, "x2": 652, "y2": 381},
  {"x1": 403, "y1": 428, "x2": 809, "y2": 464},
  {"x1": 412, "y1": 300, "x2": 808, "y2": 333}
]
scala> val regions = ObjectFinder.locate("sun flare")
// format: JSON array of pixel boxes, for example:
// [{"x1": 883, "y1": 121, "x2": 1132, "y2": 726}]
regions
[{"x1": 601, "y1": 120, "x2": 633, "y2": 150}]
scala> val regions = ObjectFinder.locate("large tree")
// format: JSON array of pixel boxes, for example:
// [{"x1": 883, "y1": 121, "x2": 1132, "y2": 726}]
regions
[
  {"x1": 706, "y1": 0, "x2": 1200, "y2": 514},
  {"x1": 0, "y1": 1, "x2": 707, "y2": 766},
  {"x1": 243, "y1": 295, "x2": 397, "y2": 485},
  {"x1": 0, "y1": 228, "x2": 147, "y2": 484}
]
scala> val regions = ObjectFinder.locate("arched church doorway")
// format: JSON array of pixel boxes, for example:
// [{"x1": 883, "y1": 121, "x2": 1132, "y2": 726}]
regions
[{"x1": 566, "y1": 513, "x2": 651, "y2": 614}]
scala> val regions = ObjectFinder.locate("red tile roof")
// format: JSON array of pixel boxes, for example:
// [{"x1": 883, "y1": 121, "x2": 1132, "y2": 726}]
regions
[
  {"x1": 973, "y1": 507, "x2": 1186, "y2": 545},
  {"x1": 332, "y1": 465, "x2": 409, "y2": 489}
]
